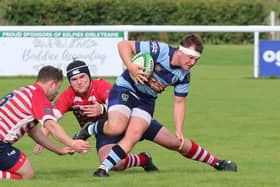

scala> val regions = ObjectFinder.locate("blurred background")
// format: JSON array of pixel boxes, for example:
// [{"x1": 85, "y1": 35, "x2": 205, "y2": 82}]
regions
[{"x1": 1, "y1": 0, "x2": 280, "y2": 44}]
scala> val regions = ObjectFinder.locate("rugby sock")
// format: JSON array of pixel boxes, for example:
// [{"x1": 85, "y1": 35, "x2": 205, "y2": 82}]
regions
[
  {"x1": 0, "y1": 171, "x2": 22, "y2": 179},
  {"x1": 183, "y1": 140, "x2": 219, "y2": 166},
  {"x1": 100, "y1": 145, "x2": 127, "y2": 170},
  {"x1": 88, "y1": 119, "x2": 105, "y2": 135},
  {"x1": 122, "y1": 154, "x2": 148, "y2": 170}
]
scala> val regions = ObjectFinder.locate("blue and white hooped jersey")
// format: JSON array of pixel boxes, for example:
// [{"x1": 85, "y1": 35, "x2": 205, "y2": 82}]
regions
[{"x1": 115, "y1": 41, "x2": 191, "y2": 98}]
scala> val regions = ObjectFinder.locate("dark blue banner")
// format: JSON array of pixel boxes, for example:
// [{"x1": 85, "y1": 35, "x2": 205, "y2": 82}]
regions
[{"x1": 259, "y1": 40, "x2": 280, "y2": 77}]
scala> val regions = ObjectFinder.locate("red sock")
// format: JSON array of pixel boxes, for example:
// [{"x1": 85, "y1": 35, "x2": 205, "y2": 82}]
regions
[
  {"x1": 183, "y1": 140, "x2": 219, "y2": 166},
  {"x1": 123, "y1": 154, "x2": 148, "y2": 170},
  {"x1": 0, "y1": 171, "x2": 22, "y2": 179}
]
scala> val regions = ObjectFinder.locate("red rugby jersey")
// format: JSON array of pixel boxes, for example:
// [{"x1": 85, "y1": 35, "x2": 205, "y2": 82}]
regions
[
  {"x1": 0, "y1": 83, "x2": 57, "y2": 144},
  {"x1": 54, "y1": 79, "x2": 112, "y2": 127}
]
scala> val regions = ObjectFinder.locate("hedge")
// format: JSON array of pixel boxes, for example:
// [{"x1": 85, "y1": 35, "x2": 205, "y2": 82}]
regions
[{"x1": 0, "y1": 0, "x2": 269, "y2": 44}]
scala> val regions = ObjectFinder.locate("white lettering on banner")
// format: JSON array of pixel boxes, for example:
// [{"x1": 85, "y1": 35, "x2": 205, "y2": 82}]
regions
[
  {"x1": 2, "y1": 32, "x2": 22, "y2": 37},
  {"x1": 32, "y1": 38, "x2": 98, "y2": 48},
  {"x1": 0, "y1": 31, "x2": 124, "y2": 76},
  {"x1": 262, "y1": 50, "x2": 280, "y2": 67}
]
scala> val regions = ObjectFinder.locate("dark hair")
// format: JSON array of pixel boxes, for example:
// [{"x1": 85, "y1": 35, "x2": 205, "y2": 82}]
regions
[
  {"x1": 66, "y1": 60, "x2": 91, "y2": 81},
  {"x1": 180, "y1": 34, "x2": 204, "y2": 54},
  {"x1": 36, "y1": 65, "x2": 63, "y2": 83}
]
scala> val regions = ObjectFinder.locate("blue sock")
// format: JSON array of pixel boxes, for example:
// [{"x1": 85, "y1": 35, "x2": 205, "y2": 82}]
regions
[
  {"x1": 101, "y1": 145, "x2": 127, "y2": 170},
  {"x1": 88, "y1": 119, "x2": 106, "y2": 135}
]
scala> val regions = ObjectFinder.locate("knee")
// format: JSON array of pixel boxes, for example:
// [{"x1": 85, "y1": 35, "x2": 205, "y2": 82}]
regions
[
  {"x1": 22, "y1": 170, "x2": 35, "y2": 179},
  {"x1": 119, "y1": 134, "x2": 141, "y2": 153},
  {"x1": 106, "y1": 127, "x2": 124, "y2": 136},
  {"x1": 105, "y1": 122, "x2": 125, "y2": 136}
]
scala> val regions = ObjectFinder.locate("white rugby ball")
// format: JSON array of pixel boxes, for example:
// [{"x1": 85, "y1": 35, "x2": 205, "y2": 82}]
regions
[{"x1": 131, "y1": 52, "x2": 154, "y2": 78}]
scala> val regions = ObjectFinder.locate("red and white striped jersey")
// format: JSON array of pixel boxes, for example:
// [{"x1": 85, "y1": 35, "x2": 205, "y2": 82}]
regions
[
  {"x1": 0, "y1": 83, "x2": 57, "y2": 144},
  {"x1": 54, "y1": 79, "x2": 112, "y2": 127}
]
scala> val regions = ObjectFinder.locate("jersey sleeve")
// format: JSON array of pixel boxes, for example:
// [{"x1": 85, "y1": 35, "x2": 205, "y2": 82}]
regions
[
  {"x1": 174, "y1": 72, "x2": 190, "y2": 97},
  {"x1": 135, "y1": 41, "x2": 160, "y2": 61},
  {"x1": 94, "y1": 79, "x2": 112, "y2": 103},
  {"x1": 31, "y1": 92, "x2": 57, "y2": 126},
  {"x1": 55, "y1": 88, "x2": 74, "y2": 116}
]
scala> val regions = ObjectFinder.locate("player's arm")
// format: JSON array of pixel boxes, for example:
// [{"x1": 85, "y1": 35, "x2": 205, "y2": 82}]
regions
[
  {"x1": 83, "y1": 79, "x2": 111, "y2": 117},
  {"x1": 28, "y1": 126, "x2": 74, "y2": 155},
  {"x1": 33, "y1": 107, "x2": 64, "y2": 154},
  {"x1": 118, "y1": 40, "x2": 136, "y2": 68},
  {"x1": 33, "y1": 126, "x2": 50, "y2": 154},
  {"x1": 118, "y1": 40, "x2": 146, "y2": 84},
  {"x1": 173, "y1": 95, "x2": 186, "y2": 150},
  {"x1": 44, "y1": 119, "x2": 91, "y2": 153},
  {"x1": 83, "y1": 100, "x2": 107, "y2": 117},
  {"x1": 31, "y1": 90, "x2": 90, "y2": 152}
]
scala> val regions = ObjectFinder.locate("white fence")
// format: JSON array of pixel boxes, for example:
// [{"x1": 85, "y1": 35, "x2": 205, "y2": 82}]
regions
[{"x1": 2, "y1": 25, "x2": 280, "y2": 77}]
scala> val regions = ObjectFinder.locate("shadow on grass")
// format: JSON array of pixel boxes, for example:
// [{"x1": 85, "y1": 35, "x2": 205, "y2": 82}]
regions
[
  {"x1": 36, "y1": 164, "x2": 221, "y2": 182},
  {"x1": 245, "y1": 76, "x2": 280, "y2": 80},
  {"x1": 112, "y1": 167, "x2": 217, "y2": 175},
  {"x1": 37, "y1": 168, "x2": 93, "y2": 179}
]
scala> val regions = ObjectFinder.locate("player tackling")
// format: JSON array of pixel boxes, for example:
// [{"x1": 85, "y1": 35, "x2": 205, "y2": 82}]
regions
[
  {"x1": 0, "y1": 66, "x2": 90, "y2": 180},
  {"x1": 82, "y1": 34, "x2": 238, "y2": 177}
]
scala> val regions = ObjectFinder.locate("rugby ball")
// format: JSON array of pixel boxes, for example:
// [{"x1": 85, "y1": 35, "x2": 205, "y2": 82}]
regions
[{"x1": 131, "y1": 52, "x2": 154, "y2": 78}]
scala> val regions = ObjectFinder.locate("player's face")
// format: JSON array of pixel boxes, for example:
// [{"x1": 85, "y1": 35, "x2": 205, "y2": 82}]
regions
[
  {"x1": 47, "y1": 80, "x2": 62, "y2": 101},
  {"x1": 70, "y1": 73, "x2": 90, "y2": 95},
  {"x1": 178, "y1": 45, "x2": 200, "y2": 71}
]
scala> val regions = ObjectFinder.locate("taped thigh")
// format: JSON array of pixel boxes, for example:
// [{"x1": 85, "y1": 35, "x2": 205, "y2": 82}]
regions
[
  {"x1": 131, "y1": 108, "x2": 152, "y2": 124},
  {"x1": 108, "y1": 104, "x2": 131, "y2": 118}
]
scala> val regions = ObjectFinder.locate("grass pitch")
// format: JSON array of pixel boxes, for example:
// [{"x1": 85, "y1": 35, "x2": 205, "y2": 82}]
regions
[{"x1": 1, "y1": 45, "x2": 280, "y2": 186}]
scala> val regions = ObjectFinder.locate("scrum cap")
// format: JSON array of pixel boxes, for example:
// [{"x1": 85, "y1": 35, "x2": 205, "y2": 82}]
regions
[{"x1": 66, "y1": 60, "x2": 91, "y2": 81}]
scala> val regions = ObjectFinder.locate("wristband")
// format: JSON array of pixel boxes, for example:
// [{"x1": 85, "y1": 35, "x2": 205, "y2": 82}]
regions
[{"x1": 100, "y1": 103, "x2": 107, "y2": 114}]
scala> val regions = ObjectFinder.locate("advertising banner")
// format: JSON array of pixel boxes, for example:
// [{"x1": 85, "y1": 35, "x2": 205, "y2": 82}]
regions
[
  {"x1": 259, "y1": 40, "x2": 280, "y2": 77},
  {"x1": 0, "y1": 31, "x2": 124, "y2": 76}
]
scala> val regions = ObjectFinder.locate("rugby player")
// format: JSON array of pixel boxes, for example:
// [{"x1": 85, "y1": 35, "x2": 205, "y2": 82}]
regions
[
  {"x1": 88, "y1": 34, "x2": 238, "y2": 177},
  {"x1": 0, "y1": 66, "x2": 90, "y2": 180},
  {"x1": 33, "y1": 61, "x2": 158, "y2": 172}
]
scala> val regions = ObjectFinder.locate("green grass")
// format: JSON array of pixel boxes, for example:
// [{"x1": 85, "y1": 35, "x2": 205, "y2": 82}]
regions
[{"x1": 1, "y1": 44, "x2": 280, "y2": 186}]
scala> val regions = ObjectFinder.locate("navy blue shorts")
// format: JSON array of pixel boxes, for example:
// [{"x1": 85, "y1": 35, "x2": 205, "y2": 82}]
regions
[
  {"x1": 95, "y1": 119, "x2": 163, "y2": 151},
  {"x1": 108, "y1": 85, "x2": 156, "y2": 116},
  {"x1": 0, "y1": 141, "x2": 25, "y2": 171}
]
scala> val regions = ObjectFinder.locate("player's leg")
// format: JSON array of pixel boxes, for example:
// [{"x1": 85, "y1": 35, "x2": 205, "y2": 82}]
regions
[
  {"x1": 103, "y1": 107, "x2": 130, "y2": 136},
  {"x1": 73, "y1": 119, "x2": 107, "y2": 140},
  {"x1": 95, "y1": 134, "x2": 135, "y2": 170},
  {"x1": 94, "y1": 116, "x2": 149, "y2": 177},
  {"x1": 92, "y1": 111, "x2": 129, "y2": 177},
  {"x1": 97, "y1": 143, "x2": 156, "y2": 171},
  {"x1": 152, "y1": 127, "x2": 218, "y2": 163},
  {"x1": 93, "y1": 87, "x2": 156, "y2": 177},
  {"x1": 102, "y1": 86, "x2": 135, "y2": 137},
  {"x1": 0, "y1": 142, "x2": 35, "y2": 179},
  {"x1": 81, "y1": 86, "x2": 133, "y2": 138},
  {"x1": 75, "y1": 110, "x2": 129, "y2": 139},
  {"x1": 146, "y1": 120, "x2": 237, "y2": 171},
  {"x1": 182, "y1": 139, "x2": 237, "y2": 171},
  {"x1": 97, "y1": 133, "x2": 158, "y2": 172},
  {"x1": 14, "y1": 158, "x2": 35, "y2": 179},
  {"x1": 112, "y1": 120, "x2": 158, "y2": 172},
  {"x1": 76, "y1": 121, "x2": 158, "y2": 172}
]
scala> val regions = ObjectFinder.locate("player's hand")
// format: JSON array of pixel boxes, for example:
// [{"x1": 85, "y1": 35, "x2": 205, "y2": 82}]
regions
[
  {"x1": 56, "y1": 147, "x2": 75, "y2": 155},
  {"x1": 83, "y1": 102, "x2": 103, "y2": 117},
  {"x1": 71, "y1": 139, "x2": 91, "y2": 153},
  {"x1": 33, "y1": 143, "x2": 44, "y2": 154},
  {"x1": 128, "y1": 63, "x2": 148, "y2": 84},
  {"x1": 176, "y1": 131, "x2": 185, "y2": 150}
]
